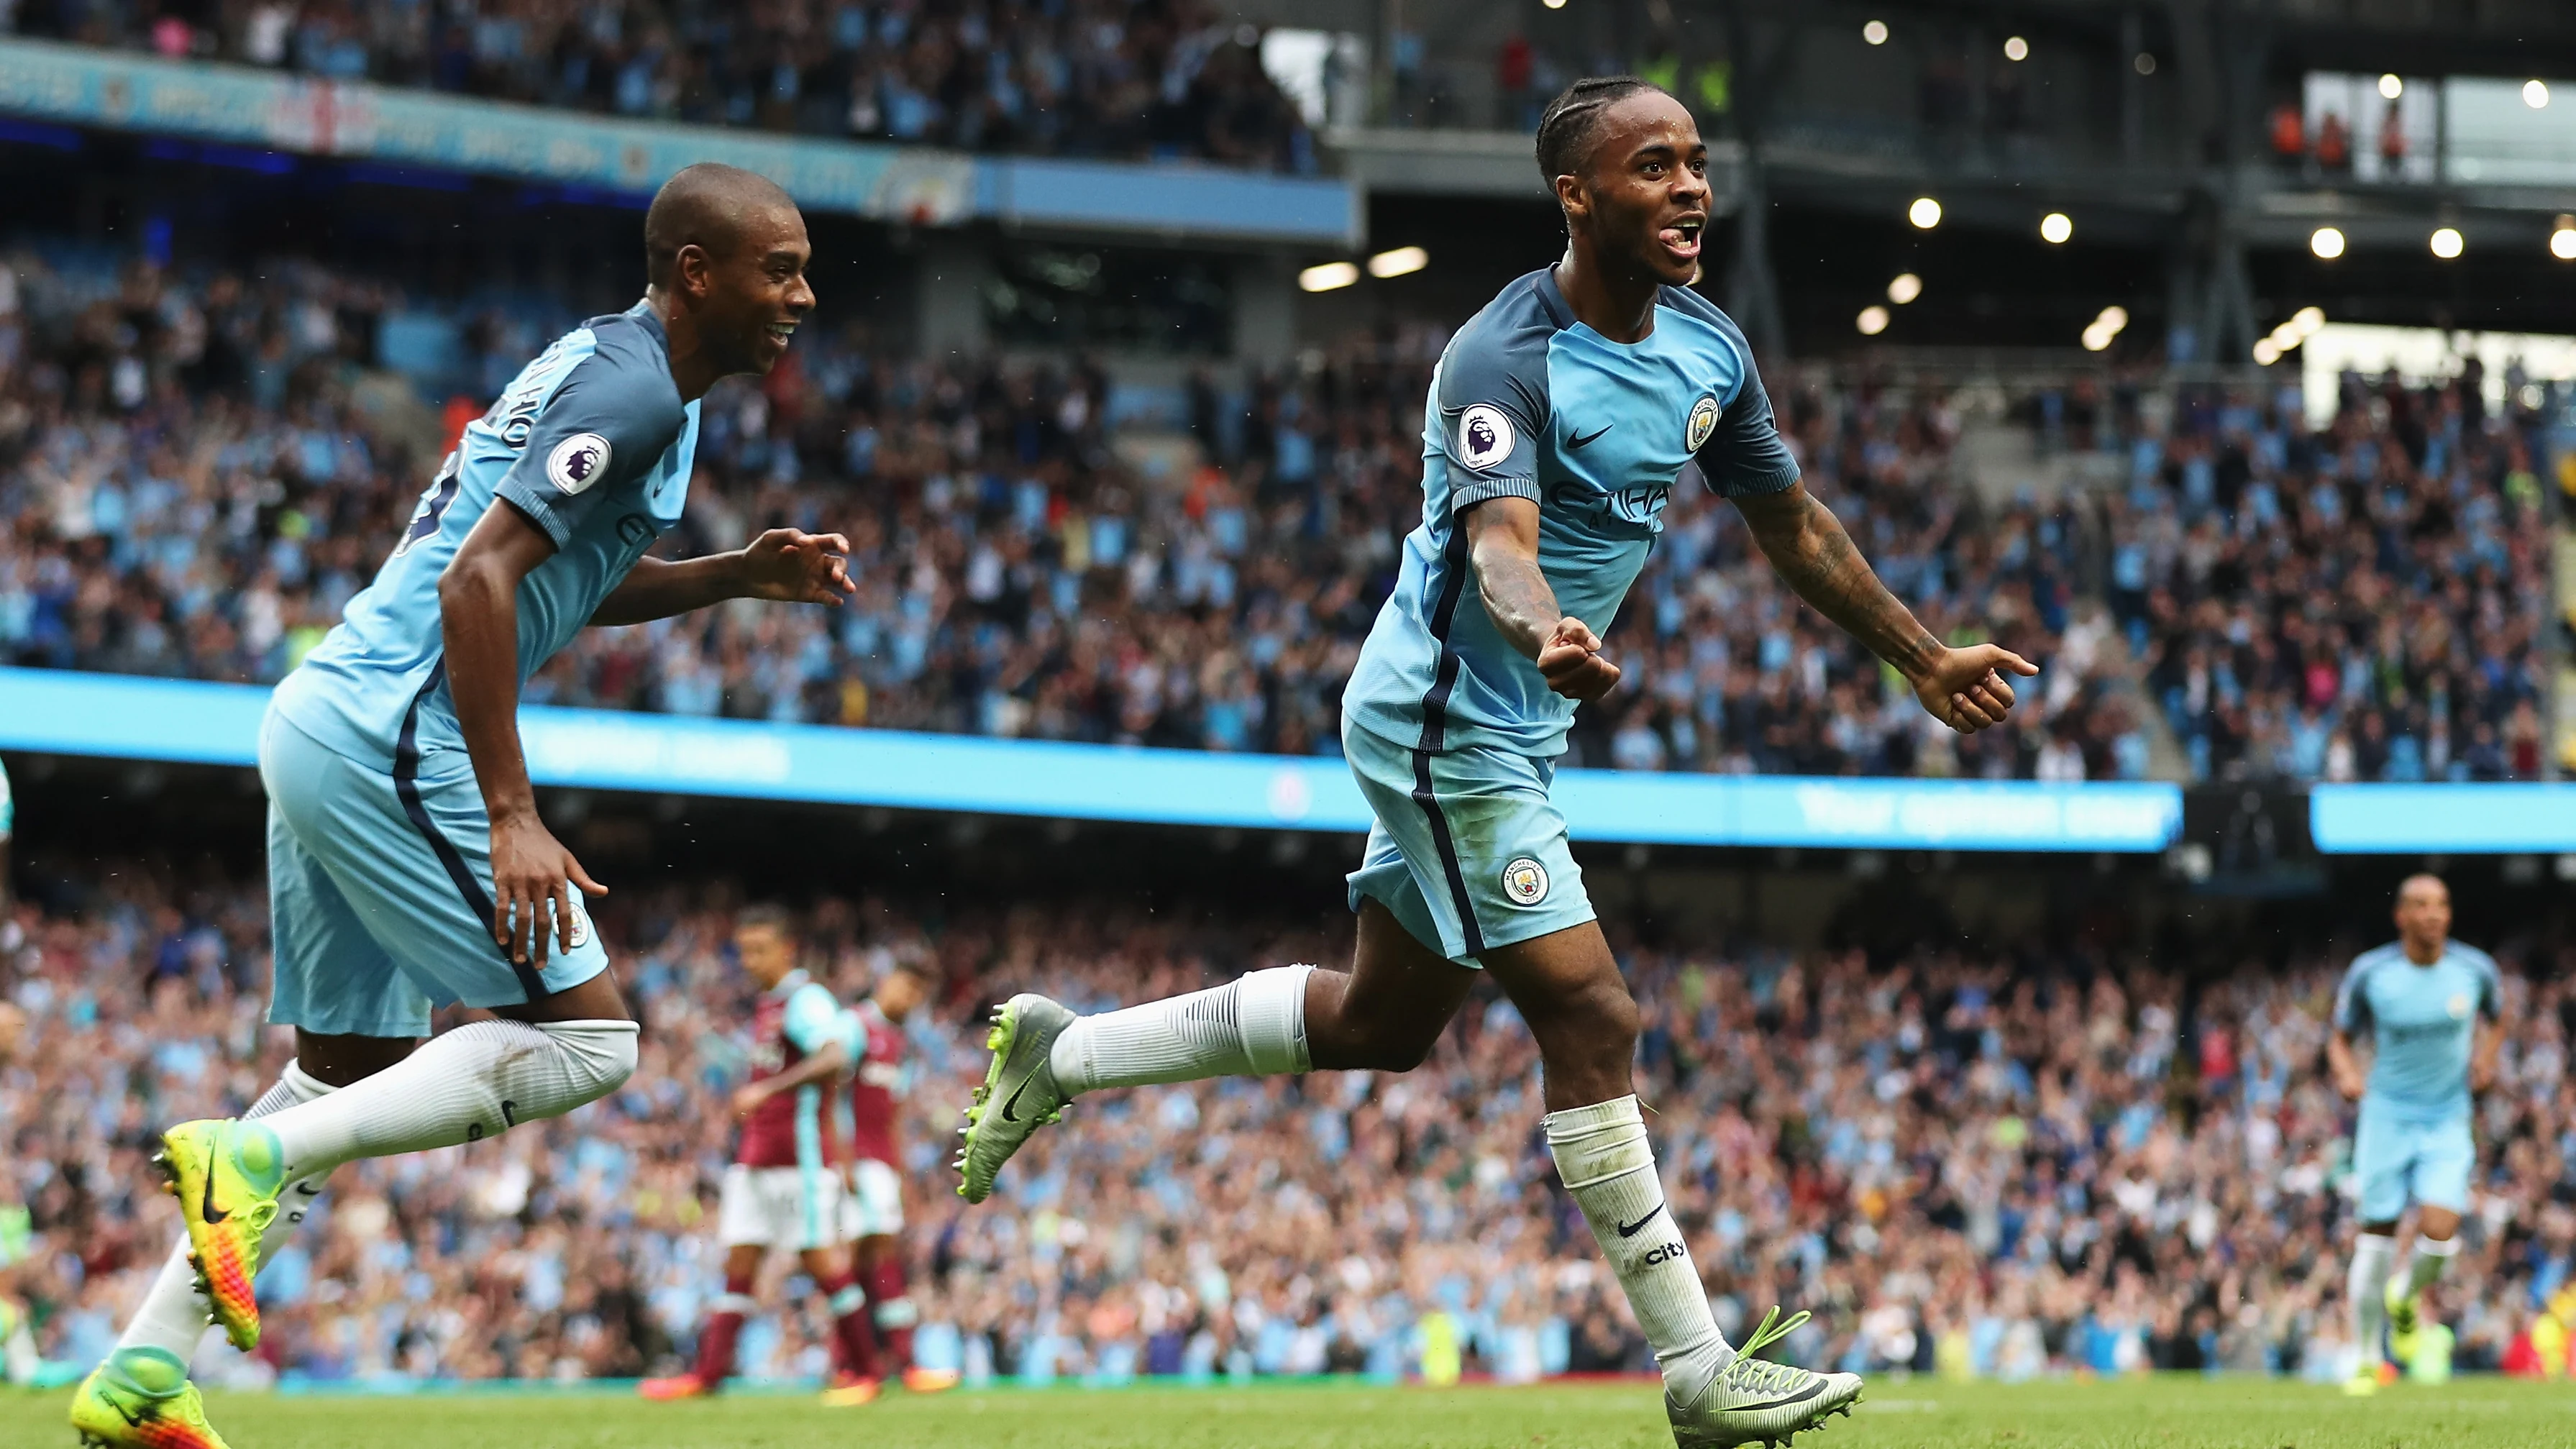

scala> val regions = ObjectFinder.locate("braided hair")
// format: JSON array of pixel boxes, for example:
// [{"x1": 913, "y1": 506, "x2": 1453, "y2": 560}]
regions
[{"x1": 1534, "y1": 76, "x2": 1669, "y2": 186}]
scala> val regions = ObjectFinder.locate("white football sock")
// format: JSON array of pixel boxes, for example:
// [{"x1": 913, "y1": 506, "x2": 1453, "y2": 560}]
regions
[
  {"x1": 1545, "y1": 1095, "x2": 1727, "y2": 1389},
  {"x1": 2406, "y1": 1233, "x2": 2459, "y2": 1295},
  {"x1": 118, "y1": 1061, "x2": 339, "y2": 1363},
  {"x1": 258, "y1": 1020, "x2": 636, "y2": 1181},
  {"x1": 5, "y1": 1310, "x2": 36, "y2": 1385},
  {"x1": 1049, "y1": 965, "x2": 1312, "y2": 1094},
  {"x1": 2349, "y1": 1231, "x2": 2397, "y2": 1361}
]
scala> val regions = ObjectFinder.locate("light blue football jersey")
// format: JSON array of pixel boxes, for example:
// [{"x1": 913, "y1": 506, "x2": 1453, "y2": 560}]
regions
[
  {"x1": 273, "y1": 301, "x2": 700, "y2": 769},
  {"x1": 2333, "y1": 939, "x2": 2501, "y2": 1117},
  {"x1": 1341, "y1": 268, "x2": 1798, "y2": 759}
]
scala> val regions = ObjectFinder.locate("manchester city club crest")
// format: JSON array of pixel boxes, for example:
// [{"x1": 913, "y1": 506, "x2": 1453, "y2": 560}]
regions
[
  {"x1": 1686, "y1": 395, "x2": 1720, "y2": 452},
  {"x1": 1501, "y1": 856, "x2": 1550, "y2": 907}
]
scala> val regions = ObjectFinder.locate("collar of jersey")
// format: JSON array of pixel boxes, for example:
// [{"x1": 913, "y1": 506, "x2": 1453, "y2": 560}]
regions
[
  {"x1": 1534, "y1": 265, "x2": 1666, "y2": 349},
  {"x1": 624, "y1": 296, "x2": 668, "y2": 349}
]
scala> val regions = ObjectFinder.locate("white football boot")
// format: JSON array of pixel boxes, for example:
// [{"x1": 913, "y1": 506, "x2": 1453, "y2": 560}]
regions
[
  {"x1": 1666, "y1": 1308, "x2": 1865, "y2": 1449},
  {"x1": 954, "y1": 994, "x2": 1077, "y2": 1203}
]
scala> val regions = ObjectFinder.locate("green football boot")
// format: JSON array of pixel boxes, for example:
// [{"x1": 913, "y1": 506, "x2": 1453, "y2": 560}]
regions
[
  {"x1": 154, "y1": 1120, "x2": 287, "y2": 1351},
  {"x1": 954, "y1": 995, "x2": 1076, "y2": 1204},
  {"x1": 68, "y1": 1347, "x2": 232, "y2": 1449}
]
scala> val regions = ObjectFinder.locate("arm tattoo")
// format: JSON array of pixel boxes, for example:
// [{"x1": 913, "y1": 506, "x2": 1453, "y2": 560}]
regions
[
  {"x1": 1476, "y1": 549, "x2": 1563, "y2": 659},
  {"x1": 1463, "y1": 500, "x2": 1565, "y2": 661},
  {"x1": 1742, "y1": 488, "x2": 1942, "y2": 677}
]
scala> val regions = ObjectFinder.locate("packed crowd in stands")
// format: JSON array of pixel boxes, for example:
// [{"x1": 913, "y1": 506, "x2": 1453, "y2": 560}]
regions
[
  {"x1": 2093, "y1": 365, "x2": 2559, "y2": 783},
  {"x1": 4, "y1": 858, "x2": 2575, "y2": 1384},
  {"x1": 12, "y1": 0, "x2": 1316, "y2": 172},
  {"x1": 0, "y1": 243, "x2": 2131, "y2": 779}
]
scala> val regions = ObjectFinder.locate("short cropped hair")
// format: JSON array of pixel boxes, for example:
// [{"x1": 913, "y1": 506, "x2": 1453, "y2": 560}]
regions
[
  {"x1": 1535, "y1": 76, "x2": 1671, "y2": 184},
  {"x1": 644, "y1": 162, "x2": 796, "y2": 289},
  {"x1": 736, "y1": 903, "x2": 797, "y2": 938}
]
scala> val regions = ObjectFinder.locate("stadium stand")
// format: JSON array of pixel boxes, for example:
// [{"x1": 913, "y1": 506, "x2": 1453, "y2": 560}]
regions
[
  {"x1": 3, "y1": 0, "x2": 1317, "y2": 170},
  {"x1": 2106, "y1": 370, "x2": 2556, "y2": 783},
  {"x1": 0, "y1": 245, "x2": 2129, "y2": 775},
  {"x1": 0, "y1": 236, "x2": 2554, "y2": 787},
  {"x1": 9, "y1": 2, "x2": 2576, "y2": 1437},
  {"x1": 4, "y1": 856, "x2": 2572, "y2": 1384}
]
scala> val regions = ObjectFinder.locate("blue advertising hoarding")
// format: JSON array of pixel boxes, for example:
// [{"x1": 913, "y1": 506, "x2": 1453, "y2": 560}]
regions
[
  {"x1": 0, "y1": 668, "x2": 2180, "y2": 851},
  {"x1": 2308, "y1": 783, "x2": 2576, "y2": 854}
]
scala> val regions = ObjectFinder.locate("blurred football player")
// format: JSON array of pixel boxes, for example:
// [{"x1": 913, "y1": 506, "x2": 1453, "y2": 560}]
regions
[
  {"x1": 641, "y1": 907, "x2": 886, "y2": 1405},
  {"x1": 2329, "y1": 874, "x2": 2502, "y2": 1394},
  {"x1": 836, "y1": 959, "x2": 956, "y2": 1392}
]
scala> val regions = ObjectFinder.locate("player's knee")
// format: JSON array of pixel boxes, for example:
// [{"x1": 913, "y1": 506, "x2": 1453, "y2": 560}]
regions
[
  {"x1": 1374, "y1": 1026, "x2": 1443, "y2": 1073},
  {"x1": 540, "y1": 1018, "x2": 639, "y2": 1105},
  {"x1": 1348, "y1": 1017, "x2": 1444, "y2": 1073},
  {"x1": 1556, "y1": 972, "x2": 1640, "y2": 1053}
]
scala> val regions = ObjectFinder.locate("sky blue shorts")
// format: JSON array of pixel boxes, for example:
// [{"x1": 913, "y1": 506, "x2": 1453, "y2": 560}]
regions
[
  {"x1": 260, "y1": 706, "x2": 606, "y2": 1038},
  {"x1": 1342, "y1": 720, "x2": 1594, "y2": 968},
  {"x1": 2354, "y1": 1102, "x2": 2474, "y2": 1221}
]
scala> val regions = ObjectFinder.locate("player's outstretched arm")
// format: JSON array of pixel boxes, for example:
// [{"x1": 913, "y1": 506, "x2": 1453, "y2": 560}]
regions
[
  {"x1": 442, "y1": 502, "x2": 607, "y2": 969},
  {"x1": 588, "y1": 529, "x2": 854, "y2": 627},
  {"x1": 731, "y1": 1036, "x2": 850, "y2": 1117},
  {"x1": 1463, "y1": 497, "x2": 1620, "y2": 701},
  {"x1": 1731, "y1": 483, "x2": 2035, "y2": 733}
]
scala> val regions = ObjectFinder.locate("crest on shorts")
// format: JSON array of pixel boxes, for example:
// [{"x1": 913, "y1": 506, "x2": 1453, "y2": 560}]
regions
[
  {"x1": 1685, "y1": 395, "x2": 1720, "y2": 452},
  {"x1": 1501, "y1": 856, "x2": 1550, "y2": 908},
  {"x1": 1457, "y1": 405, "x2": 1515, "y2": 471},
  {"x1": 563, "y1": 894, "x2": 593, "y2": 949},
  {"x1": 547, "y1": 431, "x2": 613, "y2": 495}
]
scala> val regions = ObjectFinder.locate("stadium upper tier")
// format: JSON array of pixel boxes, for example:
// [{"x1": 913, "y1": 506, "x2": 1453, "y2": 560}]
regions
[
  {"x1": 4, "y1": 861, "x2": 2573, "y2": 1384},
  {"x1": 2106, "y1": 370, "x2": 2554, "y2": 785},
  {"x1": 2, "y1": 0, "x2": 1314, "y2": 173}
]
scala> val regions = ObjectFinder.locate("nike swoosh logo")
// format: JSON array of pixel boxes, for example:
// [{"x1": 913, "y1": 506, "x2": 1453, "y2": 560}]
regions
[
  {"x1": 104, "y1": 1390, "x2": 148, "y2": 1427},
  {"x1": 1731, "y1": 1380, "x2": 1825, "y2": 1412},
  {"x1": 1617, "y1": 1208, "x2": 1661, "y2": 1238},
  {"x1": 1568, "y1": 424, "x2": 1613, "y2": 449},
  {"x1": 201, "y1": 1166, "x2": 229, "y2": 1224},
  {"x1": 294, "y1": 1183, "x2": 323, "y2": 1197},
  {"x1": 1000, "y1": 1074, "x2": 1036, "y2": 1123}
]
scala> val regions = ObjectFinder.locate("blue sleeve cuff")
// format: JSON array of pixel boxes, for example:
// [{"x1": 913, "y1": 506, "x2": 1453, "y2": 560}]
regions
[
  {"x1": 1448, "y1": 475, "x2": 1543, "y2": 515},
  {"x1": 1705, "y1": 462, "x2": 1801, "y2": 499},
  {"x1": 493, "y1": 476, "x2": 576, "y2": 549}
]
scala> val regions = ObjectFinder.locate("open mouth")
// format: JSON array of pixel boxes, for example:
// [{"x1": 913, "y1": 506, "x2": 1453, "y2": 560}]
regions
[
  {"x1": 1658, "y1": 216, "x2": 1705, "y2": 262},
  {"x1": 765, "y1": 321, "x2": 799, "y2": 345}
]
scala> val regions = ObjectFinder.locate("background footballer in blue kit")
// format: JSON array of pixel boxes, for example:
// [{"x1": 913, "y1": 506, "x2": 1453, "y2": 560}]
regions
[
  {"x1": 2327, "y1": 873, "x2": 2505, "y2": 1395},
  {"x1": 2331, "y1": 876, "x2": 2500, "y2": 1222}
]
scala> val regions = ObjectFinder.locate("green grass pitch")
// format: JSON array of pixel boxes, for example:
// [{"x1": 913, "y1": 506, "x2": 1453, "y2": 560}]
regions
[{"x1": 9, "y1": 1376, "x2": 2570, "y2": 1448}]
